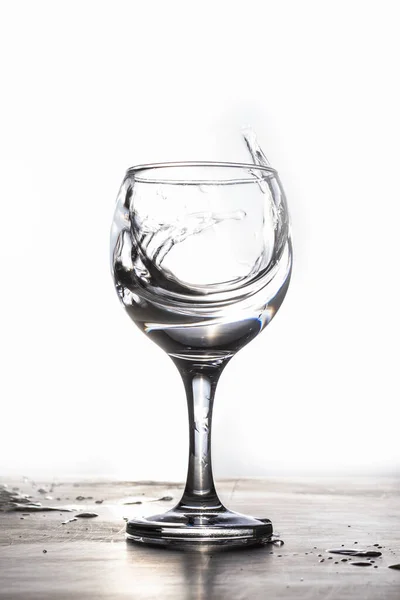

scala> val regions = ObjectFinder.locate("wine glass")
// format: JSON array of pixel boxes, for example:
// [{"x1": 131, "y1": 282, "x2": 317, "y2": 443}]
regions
[{"x1": 110, "y1": 159, "x2": 292, "y2": 548}]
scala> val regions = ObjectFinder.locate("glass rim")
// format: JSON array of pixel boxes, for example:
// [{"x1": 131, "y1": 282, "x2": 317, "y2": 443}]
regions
[{"x1": 126, "y1": 161, "x2": 278, "y2": 185}]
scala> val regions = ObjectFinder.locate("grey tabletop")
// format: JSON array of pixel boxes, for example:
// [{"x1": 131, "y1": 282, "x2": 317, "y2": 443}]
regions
[{"x1": 1, "y1": 476, "x2": 400, "y2": 599}]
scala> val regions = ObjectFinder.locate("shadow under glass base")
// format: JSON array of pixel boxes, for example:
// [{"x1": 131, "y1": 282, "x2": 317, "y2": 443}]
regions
[{"x1": 126, "y1": 507, "x2": 273, "y2": 549}]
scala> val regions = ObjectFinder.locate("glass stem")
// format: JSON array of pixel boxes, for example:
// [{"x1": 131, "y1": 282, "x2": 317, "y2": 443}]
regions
[{"x1": 173, "y1": 360, "x2": 228, "y2": 512}]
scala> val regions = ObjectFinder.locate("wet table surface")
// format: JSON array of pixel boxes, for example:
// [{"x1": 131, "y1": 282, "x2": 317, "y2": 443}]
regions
[{"x1": 1, "y1": 476, "x2": 400, "y2": 599}]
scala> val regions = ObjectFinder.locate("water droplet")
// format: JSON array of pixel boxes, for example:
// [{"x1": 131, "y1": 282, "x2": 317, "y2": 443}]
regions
[
  {"x1": 300, "y1": 578, "x2": 304, "y2": 582},
  {"x1": 350, "y1": 561, "x2": 372, "y2": 567},
  {"x1": 42, "y1": 549, "x2": 47, "y2": 554},
  {"x1": 374, "y1": 566, "x2": 378, "y2": 568},
  {"x1": 334, "y1": 561, "x2": 339, "y2": 564},
  {"x1": 326, "y1": 548, "x2": 381, "y2": 557},
  {"x1": 75, "y1": 512, "x2": 98, "y2": 518},
  {"x1": 341, "y1": 558, "x2": 348, "y2": 562},
  {"x1": 373, "y1": 544, "x2": 380, "y2": 547},
  {"x1": 319, "y1": 559, "x2": 325, "y2": 563},
  {"x1": 272, "y1": 539, "x2": 284, "y2": 547},
  {"x1": 388, "y1": 564, "x2": 400, "y2": 570},
  {"x1": 95, "y1": 500, "x2": 104, "y2": 504},
  {"x1": 277, "y1": 554, "x2": 282, "y2": 557},
  {"x1": 62, "y1": 518, "x2": 78, "y2": 525},
  {"x1": 10, "y1": 504, "x2": 72, "y2": 513}
]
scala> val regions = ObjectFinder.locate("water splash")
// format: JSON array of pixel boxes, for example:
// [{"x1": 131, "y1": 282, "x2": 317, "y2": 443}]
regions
[
  {"x1": 132, "y1": 208, "x2": 246, "y2": 274},
  {"x1": 111, "y1": 133, "x2": 292, "y2": 362},
  {"x1": 242, "y1": 128, "x2": 289, "y2": 257},
  {"x1": 242, "y1": 127, "x2": 271, "y2": 167}
]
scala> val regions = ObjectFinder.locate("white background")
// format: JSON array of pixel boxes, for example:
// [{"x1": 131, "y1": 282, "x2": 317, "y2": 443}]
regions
[{"x1": 1, "y1": 0, "x2": 399, "y2": 481}]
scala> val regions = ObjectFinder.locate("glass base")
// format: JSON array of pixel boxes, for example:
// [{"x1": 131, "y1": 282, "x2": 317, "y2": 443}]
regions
[{"x1": 126, "y1": 507, "x2": 273, "y2": 549}]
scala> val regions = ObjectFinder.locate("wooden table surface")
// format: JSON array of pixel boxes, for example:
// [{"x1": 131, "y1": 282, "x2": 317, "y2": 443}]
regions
[{"x1": 1, "y1": 476, "x2": 400, "y2": 599}]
